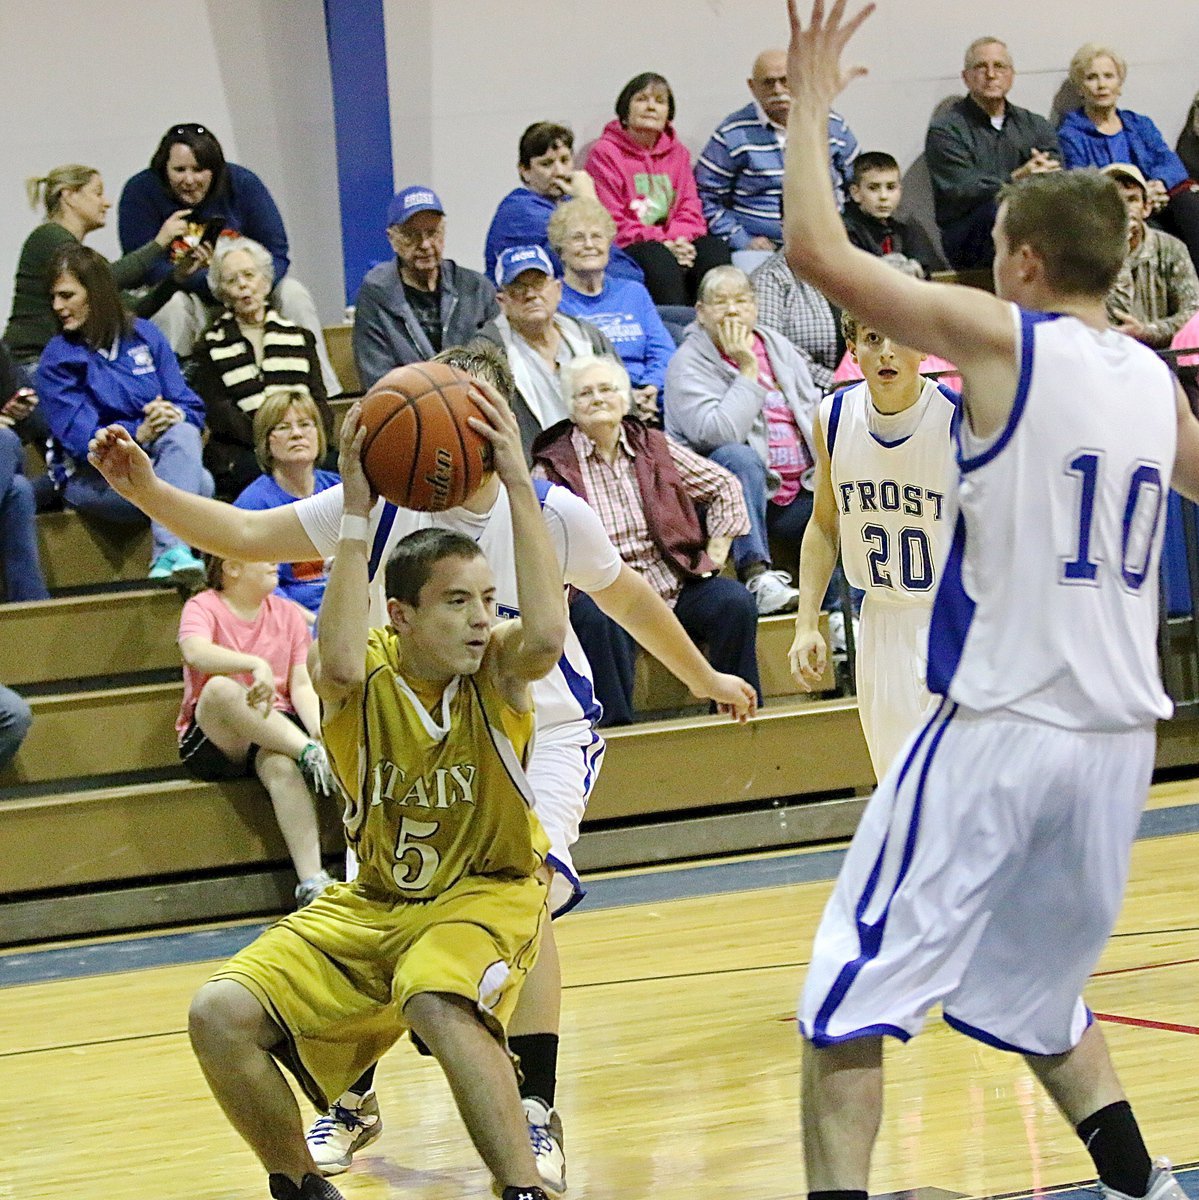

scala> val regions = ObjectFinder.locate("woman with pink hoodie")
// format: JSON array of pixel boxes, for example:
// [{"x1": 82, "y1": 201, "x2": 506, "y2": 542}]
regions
[{"x1": 585, "y1": 72, "x2": 731, "y2": 305}]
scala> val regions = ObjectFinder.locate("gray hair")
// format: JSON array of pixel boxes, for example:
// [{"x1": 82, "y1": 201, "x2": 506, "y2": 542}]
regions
[
  {"x1": 1068, "y1": 42, "x2": 1127, "y2": 91},
  {"x1": 963, "y1": 36, "x2": 1010, "y2": 70},
  {"x1": 208, "y1": 236, "x2": 275, "y2": 302},
  {"x1": 560, "y1": 354, "x2": 632, "y2": 415},
  {"x1": 696, "y1": 264, "x2": 754, "y2": 305}
]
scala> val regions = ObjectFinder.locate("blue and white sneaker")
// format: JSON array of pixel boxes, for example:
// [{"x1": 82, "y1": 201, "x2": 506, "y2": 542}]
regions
[
  {"x1": 523, "y1": 1097, "x2": 566, "y2": 1197},
  {"x1": 305, "y1": 1092, "x2": 383, "y2": 1176}
]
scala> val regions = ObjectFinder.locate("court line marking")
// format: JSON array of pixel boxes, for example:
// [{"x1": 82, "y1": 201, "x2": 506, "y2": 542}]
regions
[{"x1": 1094, "y1": 1012, "x2": 1199, "y2": 1036}]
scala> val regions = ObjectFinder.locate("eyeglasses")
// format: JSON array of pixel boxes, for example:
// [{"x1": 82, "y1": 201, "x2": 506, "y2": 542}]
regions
[
  {"x1": 505, "y1": 277, "x2": 554, "y2": 300},
  {"x1": 270, "y1": 419, "x2": 317, "y2": 436},
  {"x1": 393, "y1": 224, "x2": 445, "y2": 246},
  {"x1": 564, "y1": 230, "x2": 609, "y2": 247},
  {"x1": 574, "y1": 383, "x2": 623, "y2": 401}
]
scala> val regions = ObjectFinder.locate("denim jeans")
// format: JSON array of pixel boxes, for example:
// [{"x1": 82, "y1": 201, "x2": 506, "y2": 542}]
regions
[
  {"x1": 0, "y1": 426, "x2": 49, "y2": 601},
  {"x1": 0, "y1": 683, "x2": 32, "y2": 770},
  {"x1": 64, "y1": 422, "x2": 214, "y2": 561}
]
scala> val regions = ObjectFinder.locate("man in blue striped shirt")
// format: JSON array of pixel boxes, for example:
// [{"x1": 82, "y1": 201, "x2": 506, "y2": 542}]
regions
[{"x1": 696, "y1": 49, "x2": 858, "y2": 252}]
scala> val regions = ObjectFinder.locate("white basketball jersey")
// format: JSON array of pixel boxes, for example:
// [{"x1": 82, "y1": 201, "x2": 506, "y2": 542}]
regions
[
  {"x1": 293, "y1": 481, "x2": 623, "y2": 736},
  {"x1": 823, "y1": 377, "x2": 959, "y2": 606},
  {"x1": 928, "y1": 306, "x2": 1176, "y2": 731}
]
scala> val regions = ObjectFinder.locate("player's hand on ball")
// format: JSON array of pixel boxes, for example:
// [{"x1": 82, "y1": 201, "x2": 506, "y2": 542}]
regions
[
  {"x1": 466, "y1": 382, "x2": 527, "y2": 490},
  {"x1": 87, "y1": 424, "x2": 156, "y2": 500},
  {"x1": 338, "y1": 402, "x2": 376, "y2": 517},
  {"x1": 704, "y1": 670, "x2": 758, "y2": 723},
  {"x1": 788, "y1": 626, "x2": 827, "y2": 691}
]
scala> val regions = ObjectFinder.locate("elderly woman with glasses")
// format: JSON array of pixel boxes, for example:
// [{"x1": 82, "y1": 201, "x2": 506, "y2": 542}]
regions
[
  {"x1": 532, "y1": 354, "x2": 760, "y2": 726},
  {"x1": 117, "y1": 122, "x2": 341, "y2": 393},
  {"x1": 232, "y1": 386, "x2": 339, "y2": 624},
  {"x1": 191, "y1": 236, "x2": 334, "y2": 499},
  {"x1": 548, "y1": 197, "x2": 677, "y2": 423}
]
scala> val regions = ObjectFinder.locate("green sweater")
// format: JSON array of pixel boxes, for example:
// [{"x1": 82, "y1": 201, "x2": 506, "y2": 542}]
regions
[{"x1": 3, "y1": 222, "x2": 169, "y2": 362}]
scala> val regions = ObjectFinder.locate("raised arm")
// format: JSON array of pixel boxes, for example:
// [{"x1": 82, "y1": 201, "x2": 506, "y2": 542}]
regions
[
  {"x1": 782, "y1": 0, "x2": 1016, "y2": 433},
  {"x1": 471, "y1": 386, "x2": 567, "y2": 704},
  {"x1": 87, "y1": 424, "x2": 320, "y2": 560}
]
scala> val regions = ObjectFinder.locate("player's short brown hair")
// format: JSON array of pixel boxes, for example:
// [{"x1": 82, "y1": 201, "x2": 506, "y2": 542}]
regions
[
  {"x1": 384, "y1": 529, "x2": 484, "y2": 606},
  {"x1": 997, "y1": 170, "x2": 1127, "y2": 298},
  {"x1": 435, "y1": 341, "x2": 518, "y2": 407}
]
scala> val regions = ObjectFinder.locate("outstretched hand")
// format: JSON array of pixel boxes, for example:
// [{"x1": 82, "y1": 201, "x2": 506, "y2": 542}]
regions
[
  {"x1": 88, "y1": 424, "x2": 157, "y2": 501},
  {"x1": 466, "y1": 381, "x2": 528, "y2": 491},
  {"x1": 702, "y1": 671, "x2": 758, "y2": 724},
  {"x1": 788, "y1": 626, "x2": 828, "y2": 691},
  {"x1": 786, "y1": 0, "x2": 875, "y2": 108},
  {"x1": 337, "y1": 402, "x2": 377, "y2": 518}
]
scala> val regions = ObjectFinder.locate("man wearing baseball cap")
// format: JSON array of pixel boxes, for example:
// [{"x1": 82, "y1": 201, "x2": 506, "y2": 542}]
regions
[
  {"x1": 1103, "y1": 163, "x2": 1199, "y2": 349},
  {"x1": 352, "y1": 185, "x2": 498, "y2": 388},
  {"x1": 477, "y1": 246, "x2": 616, "y2": 458}
]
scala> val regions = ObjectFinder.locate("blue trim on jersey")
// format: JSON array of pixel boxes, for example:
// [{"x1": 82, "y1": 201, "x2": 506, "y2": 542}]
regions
[
  {"x1": 959, "y1": 309, "x2": 1061, "y2": 475},
  {"x1": 368, "y1": 502, "x2": 399, "y2": 580},
  {"x1": 558, "y1": 651, "x2": 603, "y2": 726},
  {"x1": 827, "y1": 387, "x2": 850, "y2": 456},
  {"x1": 533, "y1": 477, "x2": 553, "y2": 506},
  {"x1": 869, "y1": 430, "x2": 913, "y2": 449},
  {"x1": 809, "y1": 701, "x2": 957, "y2": 1043},
  {"x1": 926, "y1": 512, "x2": 975, "y2": 696},
  {"x1": 943, "y1": 1011, "x2": 1083, "y2": 1057}
]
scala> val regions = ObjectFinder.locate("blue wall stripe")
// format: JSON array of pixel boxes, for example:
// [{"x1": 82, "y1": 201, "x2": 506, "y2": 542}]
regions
[{"x1": 323, "y1": 0, "x2": 395, "y2": 306}]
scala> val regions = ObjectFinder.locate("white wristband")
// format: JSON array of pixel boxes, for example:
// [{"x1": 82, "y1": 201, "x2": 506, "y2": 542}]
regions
[{"x1": 339, "y1": 515, "x2": 370, "y2": 544}]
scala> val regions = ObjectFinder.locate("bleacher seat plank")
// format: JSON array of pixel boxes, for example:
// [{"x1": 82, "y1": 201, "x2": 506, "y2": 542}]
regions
[
  {"x1": 323, "y1": 325, "x2": 362, "y2": 396},
  {"x1": 0, "y1": 589, "x2": 182, "y2": 686},
  {"x1": 36, "y1": 510, "x2": 154, "y2": 590}
]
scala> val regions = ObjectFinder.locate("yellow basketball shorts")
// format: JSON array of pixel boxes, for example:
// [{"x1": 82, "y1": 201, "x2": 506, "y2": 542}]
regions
[{"x1": 208, "y1": 873, "x2": 546, "y2": 1110}]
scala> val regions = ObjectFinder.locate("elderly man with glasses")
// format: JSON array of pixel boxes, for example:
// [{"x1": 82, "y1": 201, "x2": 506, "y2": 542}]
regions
[
  {"x1": 352, "y1": 186, "x2": 498, "y2": 389},
  {"x1": 925, "y1": 37, "x2": 1060, "y2": 269}
]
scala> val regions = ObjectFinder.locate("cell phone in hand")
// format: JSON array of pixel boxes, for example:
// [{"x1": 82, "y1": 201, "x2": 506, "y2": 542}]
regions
[{"x1": 198, "y1": 217, "x2": 224, "y2": 249}]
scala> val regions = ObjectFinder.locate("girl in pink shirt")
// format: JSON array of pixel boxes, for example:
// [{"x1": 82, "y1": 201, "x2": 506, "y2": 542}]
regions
[{"x1": 177, "y1": 555, "x2": 335, "y2": 907}]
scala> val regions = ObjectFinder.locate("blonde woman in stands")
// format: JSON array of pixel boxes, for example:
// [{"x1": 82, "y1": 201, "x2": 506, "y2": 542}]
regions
[
  {"x1": 233, "y1": 387, "x2": 340, "y2": 625},
  {"x1": 4, "y1": 163, "x2": 200, "y2": 367},
  {"x1": 192, "y1": 237, "x2": 334, "y2": 499},
  {"x1": 178, "y1": 552, "x2": 336, "y2": 908}
]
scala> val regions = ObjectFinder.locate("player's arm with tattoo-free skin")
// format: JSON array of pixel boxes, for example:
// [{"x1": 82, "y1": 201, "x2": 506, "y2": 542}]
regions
[
  {"x1": 588, "y1": 566, "x2": 758, "y2": 722},
  {"x1": 87, "y1": 424, "x2": 320, "y2": 562},
  {"x1": 782, "y1": 0, "x2": 1020, "y2": 440},
  {"x1": 1171, "y1": 383, "x2": 1199, "y2": 503},
  {"x1": 789, "y1": 415, "x2": 841, "y2": 690},
  {"x1": 470, "y1": 389, "x2": 568, "y2": 711}
]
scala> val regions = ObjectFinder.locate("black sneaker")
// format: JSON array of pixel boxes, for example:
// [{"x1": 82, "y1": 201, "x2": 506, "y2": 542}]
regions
[{"x1": 268, "y1": 1173, "x2": 345, "y2": 1200}]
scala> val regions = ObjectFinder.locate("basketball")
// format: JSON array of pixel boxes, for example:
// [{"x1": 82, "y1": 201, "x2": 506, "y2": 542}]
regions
[{"x1": 358, "y1": 362, "x2": 493, "y2": 511}]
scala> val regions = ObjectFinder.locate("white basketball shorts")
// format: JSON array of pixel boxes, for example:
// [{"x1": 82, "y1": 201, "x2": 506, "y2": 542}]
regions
[
  {"x1": 856, "y1": 598, "x2": 936, "y2": 779},
  {"x1": 798, "y1": 700, "x2": 1154, "y2": 1056}
]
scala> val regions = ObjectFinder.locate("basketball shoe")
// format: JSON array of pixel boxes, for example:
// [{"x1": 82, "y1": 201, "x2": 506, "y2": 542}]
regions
[
  {"x1": 305, "y1": 1092, "x2": 383, "y2": 1175},
  {"x1": 746, "y1": 569, "x2": 799, "y2": 615},
  {"x1": 1099, "y1": 1161, "x2": 1188, "y2": 1200},
  {"x1": 268, "y1": 1172, "x2": 345, "y2": 1199},
  {"x1": 523, "y1": 1097, "x2": 566, "y2": 1196}
]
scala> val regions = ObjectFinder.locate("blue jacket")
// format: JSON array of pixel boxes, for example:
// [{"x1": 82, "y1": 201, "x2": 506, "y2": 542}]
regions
[
  {"x1": 37, "y1": 318, "x2": 205, "y2": 463},
  {"x1": 696, "y1": 102, "x2": 858, "y2": 248},
  {"x1": 1058, "y1": 107, "x2": 1190, "y2": 191},
  {"x1": 558, "y1": 276, "x2": 676, "y2": 393},
  {"x1": 483, "y1": 187, "x2": 645, "y2": 284},
  {"x1": 118, "y1": 163, "x2": 290, "y2": 301}
]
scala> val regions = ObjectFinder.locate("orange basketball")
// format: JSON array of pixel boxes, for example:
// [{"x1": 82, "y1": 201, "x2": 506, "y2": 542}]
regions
[{"x1": 358, "y1": 362, "x2": 493, "y2": 511}]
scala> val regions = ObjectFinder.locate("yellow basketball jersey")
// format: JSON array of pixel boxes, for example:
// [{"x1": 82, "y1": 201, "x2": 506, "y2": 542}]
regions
[{"x1": 322, "y1": 627, "x2": 549, "y2": 900}]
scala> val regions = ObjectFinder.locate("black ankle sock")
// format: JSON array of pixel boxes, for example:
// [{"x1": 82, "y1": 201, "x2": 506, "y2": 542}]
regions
[
  {"x1": 500, "y1": 1188, "x2": 548, "y2": 1200},
  {"x1": 347, "y1": 1063, "x2": 376, "y2": 1096},
  {"x1": 1076, "y1": 1101, "x2": 1153, "y2": 1197},
  {"x1": 509, "y1": 1033, "x2": 559, "y2": 1107},
  {"x1": 809, "y1": 1189, "x2": 867, "y2": 1200},
  {"x1": 268, "y1": 1175, "x2": 300, "y2": 1200}
]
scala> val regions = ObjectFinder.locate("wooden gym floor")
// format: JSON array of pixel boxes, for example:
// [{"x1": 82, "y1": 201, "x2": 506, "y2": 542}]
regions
[{"x1": 3, "y1": 780, "x2": 1199, "y2": 1200}]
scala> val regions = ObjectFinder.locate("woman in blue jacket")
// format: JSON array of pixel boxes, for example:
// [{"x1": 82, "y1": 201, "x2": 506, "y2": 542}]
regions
[
  {"x1": 117, "y1": 123, "x2": 340, "y2": 394},
  {"x1": 1058, "y1": 43, "x2": 1199, "y2": 272},
  {"x1": 36, "y1": 244, "x2": 213, "y2": 587}
]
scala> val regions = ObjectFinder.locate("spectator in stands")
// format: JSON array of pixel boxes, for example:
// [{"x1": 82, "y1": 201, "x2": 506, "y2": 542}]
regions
[
  {"x1": 353, "y1": 187, "x2": 497, "y2": 390},
  {"x1": 5, "y1": 164, "x2": 200, "y2": 367},
  {"x1": 696, "y1": 48, "x2": 858, "y2": 253},
  {"x1": 234, "y1": 387, "x2": 338, "y2": 625},
  {"x1": 477, "y1": 245, "x2": 616, "y2": 458},
  {"x1": 484, "y1": 121, "x2": 645, "y2": 285},
  {"x1": 1058, "y1": 45, "x2": 1199, "y2": 274},
  {"x1": 664, "y1": 265, "x2": 821, "y2": 615},
  {"x1": 191, "y1": 236, "x2": 334, "y2": 500},
  {"x1": 0, "y1": 683, "x2": 31, "y2": 771},
  {"x1": 925, "y1": 37, "x2": 1060, "y2": 270},
  {"x1": 532, "y1": 354, "x2": 759, "y2": 726},
  {"x1": 749, "y1": 251, "x2": 841, "y2": 391},
  {"x1": 1101, "y1": 164, "x2": 1199, "y2": 350},
  {"x1": 841, "y1": 152, "x2": 945, "y2": 277},
  {"x1": 36, "y1": 244, "x2": 212, "y2": 587},
  {"x1": 548, "y1": 197, "x2": 676, "y2": 422},
  {"x1": 118, "y1": 123, "x2": 340, "y2": 394},
  {"x1": 177, "y1": 553, "x2": 334, "y2": 908},
  {"x1": 0, "y1": 383, "x2": 49, "y2": 601},
  {"x1": 1178, "y1": 91, "x2": 1199, "y2": 182},
  {"x1": 585, "y1": 73, "x2": 732, "y2": 305}
]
